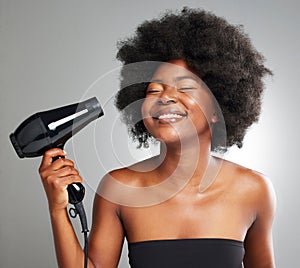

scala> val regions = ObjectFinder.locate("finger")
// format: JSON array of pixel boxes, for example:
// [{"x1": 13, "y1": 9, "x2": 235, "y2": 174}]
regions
[
  {"x1": 55, "y1": 166, "x2": 79, "y2": 177},
  {"x1": 51, "y1": 158, "x2": 75, "y2": 171},
  {"x1": 51, "y1": 175, "x2": 83, "y2": 190},
  {"x1": 63, "y1": 174, "x2": 83, "y2": 186},
  {"x1": 39, "y1": 159, "x2": 76, "y2": 180},
  {"x1": 39, "y1": 148, "x2": 67, "y2": 170}
]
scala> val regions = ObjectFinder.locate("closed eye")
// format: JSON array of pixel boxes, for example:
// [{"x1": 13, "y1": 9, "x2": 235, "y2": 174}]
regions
[
  {"x1": 146, "y1": 82, "x2": 163, "y2": 94},
  {"x1": 178, "y1": 87, "x2": 197, "y2": 91},
  {"x1": 146, "y1": 89, "x2": 161, "y2": 94}
]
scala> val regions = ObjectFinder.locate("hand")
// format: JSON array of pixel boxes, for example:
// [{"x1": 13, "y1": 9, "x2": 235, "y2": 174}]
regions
[{"x1": 39, "y1": 148, "x2": 83, "y2": 212}]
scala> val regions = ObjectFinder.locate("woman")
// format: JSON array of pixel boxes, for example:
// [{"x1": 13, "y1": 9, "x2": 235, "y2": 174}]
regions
[{"x1": 39, "y1": 7, "x2": 276, "y2": 267}]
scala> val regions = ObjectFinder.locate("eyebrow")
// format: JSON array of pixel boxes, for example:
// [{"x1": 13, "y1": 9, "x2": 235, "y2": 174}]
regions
[{"x1": 150, "y1": 75, "x2": 199, "y2": 83}]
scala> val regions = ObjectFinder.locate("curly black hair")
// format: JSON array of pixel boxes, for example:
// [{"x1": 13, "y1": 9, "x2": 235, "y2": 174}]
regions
[{"x1": 115, "y1": 7, "x2": 272, "y2": 151}]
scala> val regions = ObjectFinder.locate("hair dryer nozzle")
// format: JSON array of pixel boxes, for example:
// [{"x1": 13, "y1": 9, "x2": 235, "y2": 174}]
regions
[
  {"x1": 10, "y1": 97, "x2": 104, "y2": 158},
  {"x1": 10, "y1": 132, "x2": 25, "y2": 158}
]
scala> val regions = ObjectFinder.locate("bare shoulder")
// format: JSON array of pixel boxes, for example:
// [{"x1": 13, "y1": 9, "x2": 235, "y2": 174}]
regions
[
  {"x1": 221, "y1": 161, "x2": 278, "y2": 267},
  {"x1": 104, "y1": 156, "x2": 158, "y2": 186},
  {"x1": 222, "y1": 159, "x2": 277, "y2": 212},
  {"x1": 106, "y1": 167, "x2": 136, "y2": 184},
  {"x1": 223, "y1": 159, "x2": 273, "y2": 189},
  {"x1": 95, "y1": 157, "x2": 158, "y2": 206}
]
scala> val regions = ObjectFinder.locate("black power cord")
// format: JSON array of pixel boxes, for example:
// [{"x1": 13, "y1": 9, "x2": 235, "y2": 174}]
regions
[
  {"x1": 69, "y1": 202, "x2": 89, "y2": 268},
  {"x1": 52, "y1": 155, "x2": 89, "y2": 268}
]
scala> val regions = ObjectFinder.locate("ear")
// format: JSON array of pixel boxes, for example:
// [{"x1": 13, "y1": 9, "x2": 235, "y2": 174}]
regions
[{"x1": 211, "y1": 112, "x2": 218, "y2": 124}]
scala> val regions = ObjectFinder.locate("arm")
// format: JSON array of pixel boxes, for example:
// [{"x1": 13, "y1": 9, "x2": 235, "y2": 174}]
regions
[
  {"x1": 88, "y1": 189, "x2": 125, "y2": 268},
  {"x1": 51, "y1": 192, "x2": 125, "y2": 268},
  {"x1": 39, "y1": 148, "x2": 95, "y2": 267},
  {"x1": 243, "y1": 174, "x2": 277, "y2": 268},
  {"x1": 39, "y1": 149, "x2": 125, "y2": 268}
]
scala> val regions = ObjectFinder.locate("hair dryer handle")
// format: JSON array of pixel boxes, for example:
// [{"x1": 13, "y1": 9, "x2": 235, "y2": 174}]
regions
[
  {"x1": 52, "y1": 154, "x2": 85, "y2": 205},
  {"x1": 67, "y1": 183, "x2": 85, "y2": 204}
]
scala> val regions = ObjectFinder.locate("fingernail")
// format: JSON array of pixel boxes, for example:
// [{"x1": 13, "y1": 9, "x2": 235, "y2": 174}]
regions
[{"x1": 63, "y1": 150, "x2": 67, "y2": 155}]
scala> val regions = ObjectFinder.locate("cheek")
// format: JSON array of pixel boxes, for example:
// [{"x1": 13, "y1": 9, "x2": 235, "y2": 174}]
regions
[
  {"x1": 141, "y1": 100, "x2": 148, "y2": 119},
  {"x1": 187, "y1": 94, "x2": 215, "y2": 120},
  {"x1": 141, "y1": 98, "x2": 155, "y2": 132},
  {"x1": 141, "y1": 97, "x2": 155, "y2": 118}
]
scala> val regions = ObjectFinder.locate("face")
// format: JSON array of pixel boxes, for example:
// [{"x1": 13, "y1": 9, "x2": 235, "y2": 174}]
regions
[{"x1": 141, "y1": 59, "x2": 218, "y2": 145}]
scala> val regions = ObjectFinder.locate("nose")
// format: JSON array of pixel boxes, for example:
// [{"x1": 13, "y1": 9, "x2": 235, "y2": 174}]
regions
[{"x1": 158, "y1": 85, "x2": 178, "y2": 105}]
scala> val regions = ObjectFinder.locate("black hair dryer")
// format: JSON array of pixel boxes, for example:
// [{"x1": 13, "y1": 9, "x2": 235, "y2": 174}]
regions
[
  {"x1": 9, "y1": 97, "x2": 103, "y2": 205},
  {"x1": 10, "y1": 97, "x2": 103, "y2": 268},
  {"x1": 10, "y1": 96, "x2": 103, "y2": 216}
]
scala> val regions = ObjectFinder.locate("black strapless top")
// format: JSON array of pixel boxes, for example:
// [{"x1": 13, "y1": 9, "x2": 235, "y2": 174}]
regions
[{"x1": 128, "y1": 238, "x2": 244, "y2": 268}]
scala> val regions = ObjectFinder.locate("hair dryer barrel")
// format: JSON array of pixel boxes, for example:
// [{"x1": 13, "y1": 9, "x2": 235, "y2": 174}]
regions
[{"x1": 10, "y1": 97, "x2": 104, "y2": 158}]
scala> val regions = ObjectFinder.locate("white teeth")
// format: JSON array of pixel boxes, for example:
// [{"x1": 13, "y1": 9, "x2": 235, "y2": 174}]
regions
[{"x1": 158, "y1": 113, "x2": 183, "y2": 119}]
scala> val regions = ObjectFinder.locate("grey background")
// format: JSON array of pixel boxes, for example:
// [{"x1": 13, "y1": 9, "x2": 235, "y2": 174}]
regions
[{"x1": 0, "y1": 0, "x2": 299, "y2": 267}]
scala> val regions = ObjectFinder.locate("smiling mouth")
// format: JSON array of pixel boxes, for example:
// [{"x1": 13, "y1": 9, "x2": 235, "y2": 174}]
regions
[{"x1": 152, "y1": 112, "x2": 187, "y2": 123}]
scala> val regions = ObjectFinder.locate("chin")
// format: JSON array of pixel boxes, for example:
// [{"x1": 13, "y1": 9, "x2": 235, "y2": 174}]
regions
[
  {"x1": 155, "y1": 132, "x2": 200, "y2": 148},
  {"x1": 153, "y1": 131, "x2": 181, "y2": 145}
]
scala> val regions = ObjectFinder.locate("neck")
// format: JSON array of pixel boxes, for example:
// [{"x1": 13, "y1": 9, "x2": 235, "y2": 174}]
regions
[{"x1": 155, "y1": 136, "x2": 214, "y2": 187}]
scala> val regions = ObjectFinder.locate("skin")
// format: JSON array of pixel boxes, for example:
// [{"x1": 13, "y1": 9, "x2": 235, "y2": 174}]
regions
[{"x1": 39, "y1": 59, "x2": 276, "y2": 267}]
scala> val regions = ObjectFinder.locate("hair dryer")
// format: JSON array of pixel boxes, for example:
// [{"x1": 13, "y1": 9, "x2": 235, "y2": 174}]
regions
[
  {"x1": 10, "y1": 97, "x2": 103, "y2": 268},
  {"x1": 9, "y1": 96, "x2": 103, "y2": 204}
]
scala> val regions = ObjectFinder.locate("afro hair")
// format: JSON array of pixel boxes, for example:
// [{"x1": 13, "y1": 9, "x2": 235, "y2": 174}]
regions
[{"x1": 115, "y1": 7, "x2": 272, "y2": 151}]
